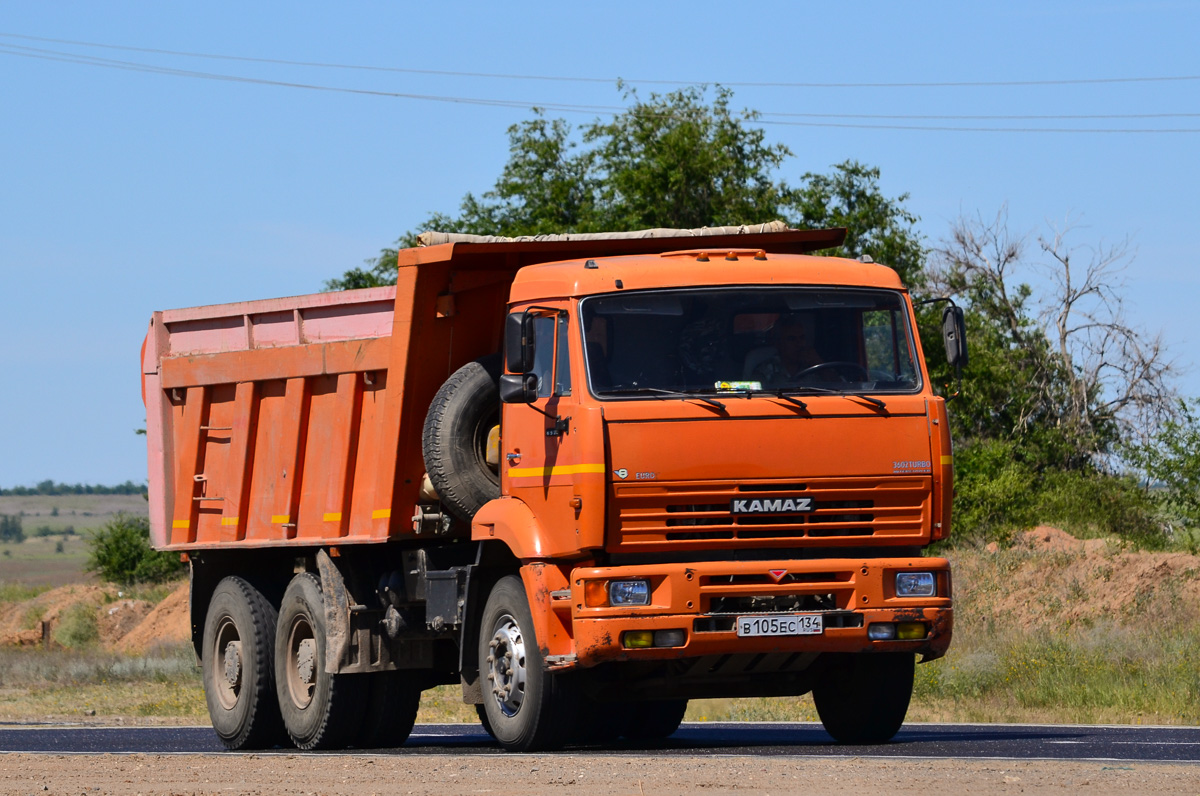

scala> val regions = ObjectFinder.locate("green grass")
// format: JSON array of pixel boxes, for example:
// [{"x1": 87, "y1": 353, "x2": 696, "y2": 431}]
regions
[{"x1": 0, "y1": 534, "x2": 93, "y2": 587}]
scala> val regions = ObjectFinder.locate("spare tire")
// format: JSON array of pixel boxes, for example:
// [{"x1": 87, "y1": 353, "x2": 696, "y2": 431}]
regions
[{"x1": 422, "y1": 355, "x2": 502, "y2": 522}]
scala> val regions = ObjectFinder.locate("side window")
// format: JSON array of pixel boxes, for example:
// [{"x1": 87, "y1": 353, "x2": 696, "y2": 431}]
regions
[
  {"x1": 531, "y1": 315, "x2": 556, "y2": 398},
  {"x1": 555, "y1": 315, "x2": 572, "y2": 396}
]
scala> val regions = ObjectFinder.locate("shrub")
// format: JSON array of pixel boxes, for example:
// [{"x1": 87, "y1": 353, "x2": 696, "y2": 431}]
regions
[
  {"x1": 952, "y1": 439, "x2": 1164, "y2": 547},
  {"x1": 54, "y1": 603, "x2": 99, "y2": 648},
  {"x1": 86, "y1": 514, "x2": 185, "y2": 585},
  {"x1": 0, "y1": 514, "x2": 24, "y2": 543}
]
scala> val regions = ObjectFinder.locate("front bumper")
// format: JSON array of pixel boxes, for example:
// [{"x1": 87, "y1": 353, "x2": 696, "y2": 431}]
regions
[{"x1": 567, "y1": 557, "x2": 953, "y2": 667}]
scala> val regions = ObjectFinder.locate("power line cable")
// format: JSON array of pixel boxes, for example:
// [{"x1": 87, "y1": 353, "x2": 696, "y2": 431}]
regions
[
  {"x1": 2, "y1": 30, "x2": 1199, "y2": 90},
  {"x1": 2, "y1": 42, "x2": 1198, "y2": 133}
]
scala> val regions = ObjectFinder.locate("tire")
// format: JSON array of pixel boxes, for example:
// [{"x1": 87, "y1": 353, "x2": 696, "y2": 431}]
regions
[
  {"x1": 622, "y1": 699, "x2": 688, "y2": 741},
  {"x1": 275, "y1": 573, "x2": 367, "y2": 750},
  {"x1": 201, "y1": 576, "x2": 286, "y2": 750},
  {"x1": 356, "y1": 670, "x2": 421, "y2": 748},
  {"x1": 478, "y1": 575, "x2": 575, "y2": 752},
  {"x1": 422, "y1": 356, "x2": 502, "y2": 523},
  {"x1": 475, "y1": 703, "x2": 496, "y2": 740},
  {"x1": 812, "y1": 653, "x2": 914, "y2": 744}
]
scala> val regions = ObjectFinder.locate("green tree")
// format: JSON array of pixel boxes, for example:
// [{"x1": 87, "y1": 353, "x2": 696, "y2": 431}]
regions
[
  {"x1": 585, "y1": 85, "x2": 791, "y2": 231},
  {"x1": 786, "y1": 161, "x2": 925, "y2": 288},
  {"x1": 0, "y1": 514, "x2": 24, "y2": 543},
  {"x1": 1126, "y1": 399, "x2": 1200, "y2": 544},
  {"x1": 87, "y1": 514, "x2": 185, "y2": 585},
  {"x1": 327, "y1": 86, "x2": 868, "y2": 290}
]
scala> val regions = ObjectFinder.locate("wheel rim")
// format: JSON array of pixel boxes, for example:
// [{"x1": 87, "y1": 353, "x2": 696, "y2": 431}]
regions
[
  {"x1": 212, "y1": 616, "x2": 242, "y2": 711},
  {"x1": 285, "y1": 613, "x2": 317, "y2": 710},
  {"x1": 485, "y1": 613, "x2": 527, "y2": 718}
]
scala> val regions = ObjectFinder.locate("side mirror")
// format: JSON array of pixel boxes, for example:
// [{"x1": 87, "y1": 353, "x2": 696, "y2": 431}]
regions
[
  {"x1": 505, "y1": 313, "x2": 536, "y2": 373},
  {"x1": 941, "y1": 305, "x2": 969, "y2": 370},
  {"x1": 499, "y1": 373, "x2": 538, "y2": 404}
]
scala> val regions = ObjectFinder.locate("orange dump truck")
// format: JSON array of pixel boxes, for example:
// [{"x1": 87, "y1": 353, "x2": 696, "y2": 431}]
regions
[{"x1": 142, "y1": 224, "x2": 964, "y2": 752}]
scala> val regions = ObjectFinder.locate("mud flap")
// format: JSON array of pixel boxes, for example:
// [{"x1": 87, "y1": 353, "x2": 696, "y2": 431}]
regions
[{"x1": 316, "y1": 549, "x2": 352, "y2": 674}]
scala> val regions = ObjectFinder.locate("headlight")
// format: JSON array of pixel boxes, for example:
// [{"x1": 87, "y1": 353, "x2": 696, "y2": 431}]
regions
[
  {"x1": 895, "y1": 571, "x2": 936, "y2": 597},
  {"x1": 608, "y1": 579, "x2": 651, "y2": 606}
]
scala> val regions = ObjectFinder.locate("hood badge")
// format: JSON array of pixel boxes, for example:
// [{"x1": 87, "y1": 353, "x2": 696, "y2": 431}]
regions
[{"x1": 768, "y1": 569, "x2": 788, "y2": 583}]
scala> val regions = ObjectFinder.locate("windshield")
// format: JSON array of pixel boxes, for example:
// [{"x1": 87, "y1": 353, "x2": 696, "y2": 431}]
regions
[{"x1": 580, "y1": 287, "x2": 920, "y2": 397}]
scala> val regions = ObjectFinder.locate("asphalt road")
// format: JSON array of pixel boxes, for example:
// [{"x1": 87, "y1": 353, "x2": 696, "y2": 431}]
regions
[{"x1": 0, "y1": 722, "x2": 1197, "y2": 763}]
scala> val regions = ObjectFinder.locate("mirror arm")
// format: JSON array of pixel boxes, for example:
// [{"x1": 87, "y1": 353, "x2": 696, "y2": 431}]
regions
[{"x1": 915, "y1": 296, "x2": 965, "y2": 402}]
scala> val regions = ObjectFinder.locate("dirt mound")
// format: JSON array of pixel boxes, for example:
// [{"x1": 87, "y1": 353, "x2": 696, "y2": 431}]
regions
[
  {"x1": 955, "y1": 527, "x2": 1200, "y2": 632},
  {"x1": 0, "y1": 582, "x2": 190, "y2": 651},
  {"x1": 1016, "y1": 525, "x2": 1110, "y2": 555},
  {"x1": 114, "y1": 584, "x2": 190, "y2": 653},
  {"x1": 0, "y1": 584, "x2": 108, "y2": 646},
  {"x1": 97, "y1": 599, "x2": 154, "y2": 645}
]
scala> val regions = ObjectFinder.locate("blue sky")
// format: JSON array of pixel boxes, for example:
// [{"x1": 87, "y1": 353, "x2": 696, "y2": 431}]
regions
[{"x1": 1, "y1": 2, "x2": 1197, "y2": 486}]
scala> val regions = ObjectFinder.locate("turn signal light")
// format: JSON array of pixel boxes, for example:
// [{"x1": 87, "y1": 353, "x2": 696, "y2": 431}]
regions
[
  {"x1": 584, "y1": 580, "x2": 609, "y2": 607},
  {"x1": 897, "y1": 622, "x2": 927, "y2": 640}
]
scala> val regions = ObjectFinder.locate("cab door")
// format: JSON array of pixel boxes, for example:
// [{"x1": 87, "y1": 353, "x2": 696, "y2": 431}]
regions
[{"x1": 502, "y1": 304, "x2": 598, "y2": 552}]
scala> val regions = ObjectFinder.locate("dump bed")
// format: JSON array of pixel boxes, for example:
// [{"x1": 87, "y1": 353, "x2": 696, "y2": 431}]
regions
[
  {"x1": 141, "y1": 255, "x2": 515, "y2": 550},
  {"x1": 142, "y1": 226, "x2": 848, "y2": 550}
]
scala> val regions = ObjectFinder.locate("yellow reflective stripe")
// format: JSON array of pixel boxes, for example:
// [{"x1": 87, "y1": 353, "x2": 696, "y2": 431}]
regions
[
  {"x1": 372, "y1": 509, "x2": 391, "y2": 519},
  {"x1": 271, "y1": 515, "x2": 291, "y2": 524},
  {"x1": 940, "y1": 455, "x2": 953, "y2": 465},
  {"x1": 323, "y1": 512, "x2": 342, "y2": 522},
  {"x1": 220, "y1": 517, "x2": 239, "y2": 526},
  {"x1": 508, "y1": 463, "x2": 607, "y2": 477},
  {"x1": 172, "y1": 519, "x2": 190, "y2": 529}
]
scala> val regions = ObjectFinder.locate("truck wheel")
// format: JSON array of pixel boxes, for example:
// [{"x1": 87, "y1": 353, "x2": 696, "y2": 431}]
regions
[
  {"x1": 478, "y1": 575, "x2": 574, "y2": 751},
  {"x1": 275, "y1": 573, "x2": 367, "y2": 750},
  {"x1": 201, "y1": 576, "x2": 285, "y2": 750},
  {"x1": 422, "y1": 356, "x2": 502, "y2": 523},
  {"x1": 812, "y1": 652, "x2": 914, "y2": 744},
  {"x1": 622, "y1": 699, "x2": 688, "y2": 741},
  {"x1": 475, "y1": 703, "x2": 496, "y2": 740},
  {"x1": 356, "y1": 671, "x2": 421, "y2": 748}
]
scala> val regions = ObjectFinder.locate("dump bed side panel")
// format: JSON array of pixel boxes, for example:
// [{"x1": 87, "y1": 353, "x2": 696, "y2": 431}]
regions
[{"x1": 143, "y1": 287, "x2": 399, "y2": 550}]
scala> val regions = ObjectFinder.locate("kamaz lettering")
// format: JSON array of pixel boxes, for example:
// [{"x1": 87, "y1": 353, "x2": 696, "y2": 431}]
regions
[{"x1": 730, "y1": 497, "x2": 814, "y2": 514}]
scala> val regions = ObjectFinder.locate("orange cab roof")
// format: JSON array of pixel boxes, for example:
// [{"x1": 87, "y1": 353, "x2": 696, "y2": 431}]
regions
[{"x1": 509, "y1": 250, "x2": 906, "y2": 303}]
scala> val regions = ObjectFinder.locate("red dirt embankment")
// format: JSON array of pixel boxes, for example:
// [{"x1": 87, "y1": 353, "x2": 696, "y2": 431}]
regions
[{"x1": 0, "y1": 582, "x2": 188, "y2": 651}]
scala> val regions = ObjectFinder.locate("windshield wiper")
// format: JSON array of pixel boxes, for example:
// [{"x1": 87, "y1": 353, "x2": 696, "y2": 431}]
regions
[
  {"x1": 604, "y1": 386, "x2": 727, "y2": 411},
  {"x1": 782, "y1": 386, "x2": 888, "y2": 411}
]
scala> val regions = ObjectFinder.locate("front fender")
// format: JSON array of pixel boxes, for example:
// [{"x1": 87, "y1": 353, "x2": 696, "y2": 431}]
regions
[{"x1": 471, "y1": 496, "x2": 582, "y2": 559}]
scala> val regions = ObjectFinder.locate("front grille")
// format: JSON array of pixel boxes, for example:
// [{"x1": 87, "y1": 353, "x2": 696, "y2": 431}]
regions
[
  {"x1": 709, "y1": 593, "x2": 838, "y2": 614},
  {"x1": 610, "y1": 477, "x2": 930, "y2": 552}
]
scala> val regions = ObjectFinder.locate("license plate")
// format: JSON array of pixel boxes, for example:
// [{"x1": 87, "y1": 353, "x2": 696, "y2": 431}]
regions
[{"x1": 736, "y1": 613, "x2": 823, "y2": 637}]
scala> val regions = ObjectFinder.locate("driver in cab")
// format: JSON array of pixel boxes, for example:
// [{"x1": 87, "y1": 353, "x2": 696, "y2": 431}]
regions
[{"x1": 750, "y1": 314, "x2": 823, "y2": 387}]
